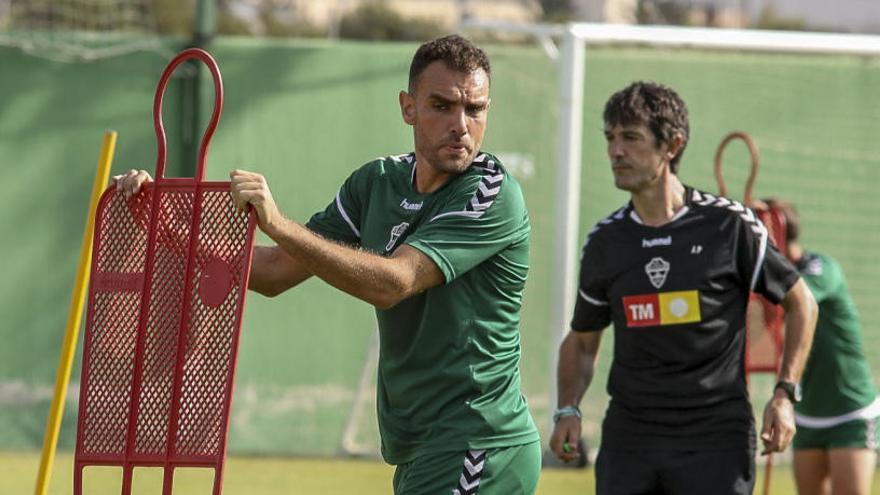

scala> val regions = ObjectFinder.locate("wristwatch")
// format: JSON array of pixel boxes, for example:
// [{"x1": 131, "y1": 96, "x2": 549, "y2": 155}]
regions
[{"x1": 774, "y1": 380, "x2": 802, "y2": 403}]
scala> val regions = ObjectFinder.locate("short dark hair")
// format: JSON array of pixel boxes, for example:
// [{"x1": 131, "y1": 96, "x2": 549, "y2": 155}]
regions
[
  {"x1": 762, "y1": 198, "x2": 800, "y2": 243},
  {"x1": 603, "y1": 81, "x2": 690, "y2": 173},
  {"x1": 408, "y1": 34, "x2": 490, "y2": 93}
]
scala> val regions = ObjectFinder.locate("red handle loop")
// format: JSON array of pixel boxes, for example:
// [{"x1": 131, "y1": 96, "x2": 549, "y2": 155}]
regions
[
  {"x1": 153, "y1": 48, "x2": 223, "y2": 181},
  {"x1": 714, "y1": 131, "x2": 760, "y2": 206}
]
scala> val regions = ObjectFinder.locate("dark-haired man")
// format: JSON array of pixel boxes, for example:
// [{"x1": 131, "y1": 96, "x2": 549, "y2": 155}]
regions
[
  {"x1": 117, "y1": 35, "x2": 540, "y2": 494},
  {"x1": 549, "y1": 81, "x2": 818, "y2": 494}
]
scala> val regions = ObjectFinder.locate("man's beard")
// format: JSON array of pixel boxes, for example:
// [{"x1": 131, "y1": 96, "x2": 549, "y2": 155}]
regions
[{"x1": 422, "y1": 142, "x2": 474, "y2": 175}]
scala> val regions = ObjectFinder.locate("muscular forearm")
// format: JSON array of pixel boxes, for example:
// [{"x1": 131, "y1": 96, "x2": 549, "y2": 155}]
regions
[
  {"x1": 265, "y1": 215, "x2": 410, "y2": 309},
  {"x1": 778, "y1": 278, "x2": 818, "y2": 382},
  {"x1": 557, "y1": 332, "x2": 600, "y2": 408},
  {"x1": 248, "y1": 245, "x2": 312, "y2": 297}
]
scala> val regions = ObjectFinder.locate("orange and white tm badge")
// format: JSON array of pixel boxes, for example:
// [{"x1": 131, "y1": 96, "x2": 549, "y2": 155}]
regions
[{"x1": 622, "y1": 290, "x2": 701, "y2": 327}]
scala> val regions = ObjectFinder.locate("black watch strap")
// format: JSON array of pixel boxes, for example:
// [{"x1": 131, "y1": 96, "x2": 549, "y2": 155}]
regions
[{"x1": 774, "y1": 380, "x2": 802, "y2": 403}]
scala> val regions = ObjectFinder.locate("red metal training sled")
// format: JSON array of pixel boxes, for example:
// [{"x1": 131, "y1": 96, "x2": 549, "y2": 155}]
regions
[
  {"x1": 714, "y1": 131, "x2": 788, "y2": 376},
  {"x1": 74, "y1": 48, "x2": 256, "y2": 495}
]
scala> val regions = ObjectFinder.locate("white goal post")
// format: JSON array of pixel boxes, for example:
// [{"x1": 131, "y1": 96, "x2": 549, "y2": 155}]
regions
[{"x1": 461, "y1": 19, "x2": 880, "y2": 428}]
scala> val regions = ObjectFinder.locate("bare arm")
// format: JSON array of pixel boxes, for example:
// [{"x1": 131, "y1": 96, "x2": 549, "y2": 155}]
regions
[
  {"x1": 776, "y1": 278, "x2": 818, "y2": 384},
  {"x1": 230, "y1": 169, "x2": 444, "y2": 309},
  {"x1": 248, "y1": 245, "x2": 313, "y2": 297},
  {"x1": 263, "y1": 218, "x2": 443, "y2": 308},
  {"x1": 550, "y1": 330, "x2": 602, "y2": 462},
  {"x1": 760, "y1": 278, "x2": 818, "y2": 454},
  {"x1": 557, "y1": 330, "x2": 602, "y2": 408}
]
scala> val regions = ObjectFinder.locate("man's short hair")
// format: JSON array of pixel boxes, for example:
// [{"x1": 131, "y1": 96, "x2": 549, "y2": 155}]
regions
[
  {"x1": 408, "y1": 35, "x2": 491, "y2": 93},
  {"x1": 762, "y1": 198, "x2": 800, "y2": 243},
  {"x1": 603, "y1": 81, "x2": 690, "y2": 173}
]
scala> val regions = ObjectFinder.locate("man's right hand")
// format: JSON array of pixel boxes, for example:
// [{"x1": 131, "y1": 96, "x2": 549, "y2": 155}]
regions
[
  {"x1": 550, "y1": 416, "x2": 582, "y2": 463},
  {"x1": 114, "y1": 169, "x2": 153, "y2": 198},
  {"x1": 229, "y1": 169, "x2": 283, "y2": 236}
]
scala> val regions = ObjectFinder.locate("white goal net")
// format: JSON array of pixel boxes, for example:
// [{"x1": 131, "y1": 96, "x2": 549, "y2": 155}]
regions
[{"x1": 0, "y1": 0, "x2": 163, "y2": 61}]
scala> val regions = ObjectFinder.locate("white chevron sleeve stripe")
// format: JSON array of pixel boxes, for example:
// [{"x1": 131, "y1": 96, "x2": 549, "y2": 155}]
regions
[
  {"x1": 750, "y1": 222, "x2": 768, "y2": 291},
  {"x1": 470, "y1": 196, "x2": 493, "y2": 211},
  {"x1": 430, "y1": 210, "x2": 485, "y2": 222},
  {"x1": 478, "y1": 182, "x2": 501, "y2": 196},
  {"x1": 698, "y1": 193, "x2": 716, "y2": 206},
  {"x1": 579, "y1": 289, "x2": 608, "y2": 306},
  {"x1": 335, "y1": 190, "x2": 360, "y2": 238},
  {"x1": 484, "y1": 174, "x2": 504, "y2": 184}
]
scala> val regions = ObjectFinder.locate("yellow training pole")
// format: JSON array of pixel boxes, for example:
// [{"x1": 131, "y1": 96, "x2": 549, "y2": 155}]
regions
[{"x1": 34, "y1": 131, "x2": 117, "y2": 495}]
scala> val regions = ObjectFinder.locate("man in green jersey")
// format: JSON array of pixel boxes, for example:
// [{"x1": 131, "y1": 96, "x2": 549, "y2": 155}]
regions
[
  {"x1": 763, "y1": 199, "x2": 878, "y2": 495},
  {"x1": 116, "y1": 35, "x2": 540, "y2": 494}
]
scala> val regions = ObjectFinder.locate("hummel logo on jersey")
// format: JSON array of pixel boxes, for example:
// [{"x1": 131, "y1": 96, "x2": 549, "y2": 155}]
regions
[
  {"x1": 645, "y1": 257, "x2": 670, "y2": 289},
  {"x1": 623, "y1": 290, "x2": 701, "y2": 327},
  {"x1": 804, "y1": 257, "x2": 823, "y2": 276},
  {"x1": 399, "y1": 198, "x2": 423, "y2": 211},
  {"x1": 386, "y1": 222, "x2": 409, "y2": 252},
  {"x1": 642, "y1": 236, "x2": 672, "y2": 248},
  {"x1": 691, "y1": 245, "x2": 703, "y2": 254}
]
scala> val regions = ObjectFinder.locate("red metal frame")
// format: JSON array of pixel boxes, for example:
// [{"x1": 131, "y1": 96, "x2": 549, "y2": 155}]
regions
[
  {"x1": 74, "y1": 48, "x2": 256, "y2": 495},
  {"x1": 714, "y1": 131, "x2": 786, "y2": 375}
]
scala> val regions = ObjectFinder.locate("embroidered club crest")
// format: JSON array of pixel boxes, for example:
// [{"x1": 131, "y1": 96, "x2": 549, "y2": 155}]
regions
[
  {"x1": 386, "y1": 222, "x2": 410, "y2": 252},
  {"x1": 645, "y1": 257, "x2": 670, "y2": 289}
]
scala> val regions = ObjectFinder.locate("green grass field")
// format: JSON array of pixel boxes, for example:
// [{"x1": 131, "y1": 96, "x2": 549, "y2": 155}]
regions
[{"x1": 1, "y1": 451, "x2": 821, "y2": 494}]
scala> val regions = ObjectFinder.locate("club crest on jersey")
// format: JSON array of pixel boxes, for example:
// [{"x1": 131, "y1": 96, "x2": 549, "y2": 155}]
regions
[
  {"x1": 645, "y1": 257, "x2": 670, "y2": 289},
  {"x1": 386, "y1": 222, "x2": 410, "y2": 252},
  {"x1": 623, "y1": 290, "x2": 701, "y2": 327}
]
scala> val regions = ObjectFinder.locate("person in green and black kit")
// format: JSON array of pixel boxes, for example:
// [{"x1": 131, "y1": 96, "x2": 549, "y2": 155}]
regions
[
  {"x1": 763, "y1": 198, "x2": 879, "y2": 495},
  {"x1": 115, "y1": 35, "x2": 540, "y2": 494}
]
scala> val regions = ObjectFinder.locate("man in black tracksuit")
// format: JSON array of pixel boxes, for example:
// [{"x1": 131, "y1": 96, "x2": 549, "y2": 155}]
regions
[{"x1": 549, "y1": 81, "x2": 818, "y2": 494}]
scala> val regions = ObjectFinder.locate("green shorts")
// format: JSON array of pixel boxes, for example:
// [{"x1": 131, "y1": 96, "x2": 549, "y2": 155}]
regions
[
  {"x1": 793, "y1": 417, "x2": 879, "y2": 450},
  {"x1": 392, "y1": 440, "x2": 541, "y2": 495}
]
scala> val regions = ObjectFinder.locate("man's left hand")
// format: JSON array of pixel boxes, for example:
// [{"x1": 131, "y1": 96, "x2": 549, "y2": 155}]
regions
[{"x1": 759, "y1": 392, "x2": 796, "y2": 455}]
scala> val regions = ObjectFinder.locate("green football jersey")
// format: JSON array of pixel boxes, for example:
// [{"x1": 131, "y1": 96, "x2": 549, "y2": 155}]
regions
[
  {"x1": 795, "y1": 251, "x2": 877, "y2": 418},
  {"x1": 306, "y1": 152, "x2": 539, "y2": 464}
]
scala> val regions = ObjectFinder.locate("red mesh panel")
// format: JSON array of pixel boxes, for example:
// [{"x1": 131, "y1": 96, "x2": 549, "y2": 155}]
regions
[
  {"x1": 79, "y1": 290, "x2": 140, "y2": 457},
  {"x1": 745, "y1": 207, "x2": 787, "y2": 374},
  {"x1": 175, "y1": 190, "x2": 251, "y2": 458},
  {"x1": 95, "y1": 189, "x2": 151, "y2": 274},
  {"x1": 75, "y1": 183, "x2": 254, "y2": 494},
  {"x1": 79, "y1": 189, "x2": 152, "y2": 458},
  {"x1": 133, "y1": 191, "x2": 193, "y2": 457},
  {"x1": 746, "y1": 294, "x2": 784, "y2": 372}
]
